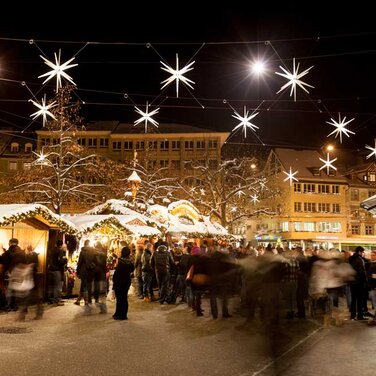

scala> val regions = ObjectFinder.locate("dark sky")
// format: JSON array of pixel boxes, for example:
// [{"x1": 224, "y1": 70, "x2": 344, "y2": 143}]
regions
[{"x1": 1, "y1": 2, "x2": 375, "y2": 152}]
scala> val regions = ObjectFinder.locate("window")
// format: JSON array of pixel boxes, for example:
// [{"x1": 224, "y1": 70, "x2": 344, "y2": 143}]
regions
[
  {"x1": 170, "y1": 160, "x2": 180, "y2": 169},
  {"x1": 312, "y1": 168, "x2": 321, "y2": 176},
  {"x1": 350, "y1": 189, "x2": 359, "y2": 201},
  {"x1": 77, "y1": 138, "x2": 86, "y2": 146},
  {"x1": 281, "y1": 222, "x2": 289, "y2": 232},
  {"x1": 171, "y1": 141, "x2": 180, "y2": 150},
  {"x1": 332, "y1": 185, "x2": 339, "y2": 194},
  {"x1": 99, "y1": 138, "x2": 108, "y2": 148},
  {"x1": 25, "y1": 143, "x2": 33, "y2": 153},
  {"x1": 112, "y1": 141, "x2": 121, "y2": 151},
  {"x1": 294, "y1": 202, "x2": 302, "y2": 212},
  {"x1": 303, "y1": 184, "x2": 315, "y2": 193},
  {"x1": 196, "y1": 140, "x2": 205, "y2": 149},
  {"x1": 318, "y1": 203, "x2": 330, "y2": 212},
  {"x1": 160, "y1": 160, "x2": 169, "y2": 168},
  {"x1": 351, "y1": 225, "x2": 360, "y2": 235},
  {"x1": 303, "y1": 222, "x2": 315, "y2": 231},
  {"x1": 318, "y1": 184, "x2": 330, "y2": 194},
  {"x1": 332, "y1": 222, "x2": 341, "y2": 233},
  {"x1": 41, "y1": 138, "x2": 50, "y2": 146},
  {"x1": 23, "y1": 162, "x2": 31, "y2": 171},
  {"x1": 136, "y1": 141, "x2": 144, "y2": 150},
  {"x1": 160, "y1": 141, "x2": 169, "y2": 150},
  {"x1": 303, "y1": 202, "x2": 316, "y2": 212},
  {"x1": 88, "y1": 138, "x2": 97, "y2": 148},
  {"x1": 332, "y1": 203, "x2": 341, "y2": 213},
  {"x1": 208, "y1": 140, "x2": 218, "y2": 149},
  {"x1": 366, "y1": 225, "x2": 374, "y2": 235},
  {"x1": 369, "y1": 173, "x2": 376, "y2": 182},
  {"x1": 9, "y1": 162, "x2": 17, "y2": 171},
  {"x1": 294, "y1": 183, "x2": 301, "y2": 193},
  {"x1": 184, "y1": 141, "x2": 194, "y2": 150},
  {"x1": 369, "y1": 191, "x2": 376, "y2": 198},
  {"x1": 10, "y1": 143, "x2": 19, "y2": 152},
  {"x1": 147, "y1": 141, "x2": 157, "y2": 150},
  {"x1": 124, "y1": 141, "x2": 133, "y2": 150},
  {"x1": 318, "y1": 222, "x2": 331, "y2": 232}
]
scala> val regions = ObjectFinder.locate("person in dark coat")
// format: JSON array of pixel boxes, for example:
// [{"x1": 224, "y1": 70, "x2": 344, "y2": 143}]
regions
[{"x1": 113, "y1": 247, "x2": 134, "y2": 320}]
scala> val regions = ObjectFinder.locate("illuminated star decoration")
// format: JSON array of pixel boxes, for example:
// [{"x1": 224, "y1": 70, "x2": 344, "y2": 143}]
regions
[
  {"x1": 231, "y1": 106, "x2": 259, "y2": 138},
  {"x1": 29, "y1": 94, "x2": 56, "y2": 127},
  {"x1": 326, "y1": 113, "x2": 355, "y2": 143},
  {"x1": 250, "y1": 194, "x2": 260, "y2": 204},
  {"x1": 200, "y1": 188, "x2": 206, "y2": 196},
  {"x1": 283, "y1": 166, "x2": 299, "y2": 186},
  {"x1": 365, "y1": 141, "x2": 376, "y2": 160},
  {"x1": 275, "y1": 58, "x2": 314, "y2": 102},
  {"x1": 160, "y1": 54, "x2": 195, "y2": 97},
  {"x1": 38, "y1": 50, "x2": 77, "y2": 92},
  {"x1": 319, "y1": 153, "x2": 337, "y2": 175},
  {"x1": 134, "y1": 101, "x2": 159, "y2": 133},
  {"x1": 231, "y1": 206, "x2": 237, "y2": 212}
]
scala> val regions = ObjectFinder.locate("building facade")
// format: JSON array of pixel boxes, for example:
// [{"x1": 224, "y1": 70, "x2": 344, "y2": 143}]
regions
[{"x1": 250, "y1": 148, "x2": 376, "y2": 251}]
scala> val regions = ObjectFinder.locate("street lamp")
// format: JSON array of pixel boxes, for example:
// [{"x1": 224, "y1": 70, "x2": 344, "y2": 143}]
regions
[{"x1": 128, "y1": 170, "x2": 141, "y2": 207}]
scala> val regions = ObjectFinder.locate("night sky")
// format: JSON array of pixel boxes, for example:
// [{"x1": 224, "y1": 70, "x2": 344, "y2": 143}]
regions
[{"x1": 0, "y1": 2, "x2": 375, "y2": 152}]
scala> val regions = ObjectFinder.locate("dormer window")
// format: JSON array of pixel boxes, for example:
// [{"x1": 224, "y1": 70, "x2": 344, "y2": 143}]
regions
[
  {"x1": 10, "y1": 142, "x2": 19, "y2": 152},
  {"x1": 313, "y1": 168, "x2": 321, "y2": 176},
  {"x1": 25, "y1": 143, "x2": 33, "y2": 153}
]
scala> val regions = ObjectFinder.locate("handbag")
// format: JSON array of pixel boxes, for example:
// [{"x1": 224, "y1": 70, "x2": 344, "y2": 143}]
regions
[{"x1": 186, "y1": 265, "x2": 194, "y2": 281}]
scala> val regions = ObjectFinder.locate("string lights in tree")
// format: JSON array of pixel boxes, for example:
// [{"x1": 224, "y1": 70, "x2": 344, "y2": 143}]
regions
[
  {"x1": 250, "y1": 194, "x2": 260, "y2": 204},
  {"x1": 326, "y1": 113, "x2": 355, "y2": 143},
  {"x1": 160, "y1": 54, "x2": 195, "y2": 97},
  {"x1": 275, "y1": 57, "x2": 314, "y2": 102},
  {"x1": 38, "y1": 49, "x2": 77, "y2": 92}
]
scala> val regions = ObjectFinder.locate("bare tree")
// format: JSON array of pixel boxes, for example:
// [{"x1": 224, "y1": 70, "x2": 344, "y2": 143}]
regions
[
  {"x1": 178, "y1": 157, "x2": 279, "y2": 229},
  {"x1": 11, "y1": 85, "x2": 122, "y2": 214}
]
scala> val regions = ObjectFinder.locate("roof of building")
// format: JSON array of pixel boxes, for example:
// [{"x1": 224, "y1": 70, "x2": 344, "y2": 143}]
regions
[
  {"x1": 360, "y1": 194, "x2": 376, "y2": 213},
  {"x1": 84, "y1": 121, "x2": 225, "y2": 134},
  {"x1": 273, "y1": 148, "x2": 348, "y2": 182}
]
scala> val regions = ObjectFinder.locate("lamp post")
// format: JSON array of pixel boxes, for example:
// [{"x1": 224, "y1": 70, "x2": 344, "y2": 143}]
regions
[{"x1": 128, "y1": 170, "x2": 141, "y2": 207}]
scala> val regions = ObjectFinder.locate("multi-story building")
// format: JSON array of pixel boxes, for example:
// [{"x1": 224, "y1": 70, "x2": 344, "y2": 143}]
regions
[
  {"x1": 0, "y1": 130, "x2": 36, "y2": 177},
  {"x1": 251, "y1": 148, "x2": 376, "y2": 251},
  {"x1": 36, "y1": 121, "x2": 230, "y2": 178}
]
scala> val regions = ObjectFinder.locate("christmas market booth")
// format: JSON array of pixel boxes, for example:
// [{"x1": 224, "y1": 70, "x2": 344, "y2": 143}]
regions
[
  {"x1": 147, "y1": 200, "x2": 228, "y2": 244},
  {"x1": 65, "y1": 214, "x2": 161, "y2": 256},
  {"x1": 0, "y1": 204, "x2": 78, "y2": 291}
]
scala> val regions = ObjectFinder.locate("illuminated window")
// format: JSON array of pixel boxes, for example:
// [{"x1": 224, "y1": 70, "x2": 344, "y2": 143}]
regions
[{"x1": 10, "y1": 143, "x2": 19, "y2": 152}]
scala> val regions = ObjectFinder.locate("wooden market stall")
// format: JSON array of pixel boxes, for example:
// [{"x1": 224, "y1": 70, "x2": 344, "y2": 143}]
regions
[{"x1": 0, "y1": 204, "x2": 77, "y2": 294}]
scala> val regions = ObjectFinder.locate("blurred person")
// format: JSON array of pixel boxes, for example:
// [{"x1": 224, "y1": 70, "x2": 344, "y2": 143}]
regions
[
  {"x1": 47, "y1": 240, "x2": 66, "y2": 306},
  {"x1": 113, "y1": 247, "x2": 134, "y2": 320},
  {"x1": 93, "y1": 241, "x2": 107, "y2": 313},
  {"x1": 76, "y1": 239, "x2": 97, "y2": 313},
  {"x1": 151, "y1": 243, "x2": 174, "y2": 304},
  {"x1": 134, "y1": 245, "x2": 144, "y2": 299},
  {"x1": 366, "y1": 250, "x2": 376, "y2": 325},
  {"x1": 141, "y1": 242, "x2": 154, "y2": 302},
  {"x1": 349, "y1": 246, "x2": 368, "y2": 320}
]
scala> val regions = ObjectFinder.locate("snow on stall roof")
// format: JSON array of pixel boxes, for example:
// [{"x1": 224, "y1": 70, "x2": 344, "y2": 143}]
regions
[{"x1": 0, "y1": 204, "x2": 77, "y2": 233}]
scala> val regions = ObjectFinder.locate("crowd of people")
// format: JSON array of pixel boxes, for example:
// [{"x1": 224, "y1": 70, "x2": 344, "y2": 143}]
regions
[{"x1": 1, "y1": 236, "x2": 376, "y2": 328}]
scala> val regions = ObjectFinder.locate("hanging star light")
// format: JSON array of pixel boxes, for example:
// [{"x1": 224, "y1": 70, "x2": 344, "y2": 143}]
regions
[
  {"x1": 231, "y1": 106, "x2": 259, "y2": 138},
  {"x1": 366, "y1": 141, "x2": 376, "y2": 160},
  {"x1": 160, "y1": 54, "x2": 195, "y2": 97},
  {"x1": 29, "y1": 94, "x2": 56, "y2": 127},
  {"x1": 275, "y1": 58, "x2": 314, "y2": 102},
  {"x1": 237, "y1": 190, "x2": 245, "y2": 198},
  {"x1": 200, "y1": 188, "x2": 206, "y2": 196},
  {"x1": 250, "y1": 194, "x2": 260, "y2": 204},
  {"x1": 326, "y1": 113, "x2": 355, "y2": 143},
  {"x1": 319, "y1": 153, "x2": 337, "y2": 175},
  {"x1": 134, "y1": 101, "x2": 159, "y2": 133},
  {"x1": 38, "y1": 50, "x2": 77, "y2": 92},
  {"x1": 231, "y1": 206, "x2": 237, "y2": 213},
  {"x1": 283, "y1": 166, "x2": 299, "y2": 186}
]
